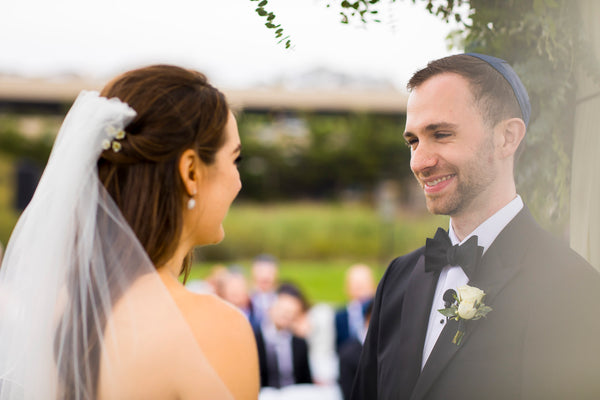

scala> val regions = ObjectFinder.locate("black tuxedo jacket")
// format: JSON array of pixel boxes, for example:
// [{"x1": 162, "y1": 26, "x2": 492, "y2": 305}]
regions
[
  {"x1": 352, "y1": 207, "x2": 600, "y2": 400},
  {"x1": 254, "y1": 327, "x2": 313, "y2": 388}
]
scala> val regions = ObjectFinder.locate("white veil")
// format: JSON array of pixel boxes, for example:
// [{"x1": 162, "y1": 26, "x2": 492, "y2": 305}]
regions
[{"x1": 0, "y1": 91, "x2": 233, "y2": 399}]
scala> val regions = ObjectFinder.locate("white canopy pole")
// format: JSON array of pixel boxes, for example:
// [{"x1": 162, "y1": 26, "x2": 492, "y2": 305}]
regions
[{"x1": 570, "y1": 0, "x2": 600, "y2": 270}]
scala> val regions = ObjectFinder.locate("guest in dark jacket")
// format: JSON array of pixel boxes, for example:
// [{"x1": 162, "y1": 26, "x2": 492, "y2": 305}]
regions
[
  {"x1": 335, "y1": 264, "x2": 375, "y2": 350},
  {"x1": 338, "y1": 301, "x2": 373, "y2": 400},
  {"x1": 221, "y1": 267, "x2": 259, "y2": 327},
  {"x1": 254, "y1": 283, "x2": 312, "y2": 388}
]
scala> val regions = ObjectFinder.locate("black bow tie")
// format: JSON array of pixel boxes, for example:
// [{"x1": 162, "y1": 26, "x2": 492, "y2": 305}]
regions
[{"x1": 424, "y1": 227, "x2": 483, "y2": 279}]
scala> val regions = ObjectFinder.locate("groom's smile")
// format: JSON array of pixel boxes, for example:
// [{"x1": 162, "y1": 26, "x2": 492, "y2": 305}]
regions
[{"x1": 422, "y1": 173, "x2": 456, "y2": 192}]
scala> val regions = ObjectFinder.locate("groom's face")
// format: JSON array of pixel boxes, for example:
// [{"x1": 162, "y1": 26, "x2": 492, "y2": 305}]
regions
[{"x1": 404, "y1": 73, "x2": 500, "y2": 217}]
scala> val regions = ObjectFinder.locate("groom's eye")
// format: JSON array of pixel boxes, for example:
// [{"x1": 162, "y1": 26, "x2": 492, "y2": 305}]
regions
[{"x1": 434, "y1": 132, "x2": 451, "y2": 139}]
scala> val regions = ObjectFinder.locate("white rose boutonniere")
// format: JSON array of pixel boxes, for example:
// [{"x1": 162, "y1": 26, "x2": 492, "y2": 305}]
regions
[{"x1": 438, "y1": 284, "x2": 492, "y2": 345}]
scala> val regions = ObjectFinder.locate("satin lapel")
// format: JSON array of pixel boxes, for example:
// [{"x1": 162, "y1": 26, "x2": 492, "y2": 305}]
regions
[
  {"x1": 409, "y1": 208, "x2": 534, "y2": 400},
  {"x1": 395, "y1": 255, "x2": 439, "y2": 399}
]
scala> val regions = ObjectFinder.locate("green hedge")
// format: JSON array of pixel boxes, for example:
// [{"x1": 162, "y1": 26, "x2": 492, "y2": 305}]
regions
[{"x1": 197, "y1": 202, "x2": 447, "y2": 264}]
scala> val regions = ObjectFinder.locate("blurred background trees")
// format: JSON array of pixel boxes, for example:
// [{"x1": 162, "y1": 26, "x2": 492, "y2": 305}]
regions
[{"x1": 237, "y1": 112, "x2": 409, "y2": 201}]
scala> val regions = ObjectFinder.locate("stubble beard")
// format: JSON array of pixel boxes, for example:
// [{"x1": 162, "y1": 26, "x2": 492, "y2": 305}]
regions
[
  {"x1": 419, "y1": 141, "x2": 496, "y2": 217},
  {"x1": 424, "y1": 175, "x2": 487, "y2": 217}
]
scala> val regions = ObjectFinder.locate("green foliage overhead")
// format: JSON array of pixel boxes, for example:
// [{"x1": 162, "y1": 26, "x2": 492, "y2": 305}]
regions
[{"x1": 248, "y1": 0, "x2": 291, "y2": 48}]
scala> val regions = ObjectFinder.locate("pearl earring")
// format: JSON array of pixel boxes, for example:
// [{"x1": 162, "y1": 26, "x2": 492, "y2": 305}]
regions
[
  {"x1": 187, "y1": 198, "x2": 196, "y2": 210},
  {"x1": 187, "y1": 191, "x2": 197, "y2": 210}
]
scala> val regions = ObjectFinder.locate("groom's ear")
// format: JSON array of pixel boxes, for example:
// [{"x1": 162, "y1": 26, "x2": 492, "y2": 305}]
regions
[
  {"x1": 495, "y1": 117, "x2": 526, "y2": 159},
  {"x1": 178, "y1": 149, "x2": 203, "y2": 197}
]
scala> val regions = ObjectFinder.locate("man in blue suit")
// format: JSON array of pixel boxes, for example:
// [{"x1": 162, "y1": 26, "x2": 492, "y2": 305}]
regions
[{"x1": 334, "y1": 264, "x2": 375, "y2": 351}]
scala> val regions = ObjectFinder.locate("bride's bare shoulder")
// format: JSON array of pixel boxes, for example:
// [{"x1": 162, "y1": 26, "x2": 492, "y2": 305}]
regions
[
  {"x1": 173, "y1": 287, "x2": 260, "y2": 400},
  {"x1": 97, "y1": 279, "x2": 253, "y2": 399},
  {"x1": 175, "y1": 287, "x2": 257, "y2": 362},
  {"x1": 178, "y1": 289, "x2": 251, "y2": 330}
]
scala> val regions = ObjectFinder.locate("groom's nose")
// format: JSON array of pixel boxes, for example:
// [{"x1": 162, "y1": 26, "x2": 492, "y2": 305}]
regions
[{"x1": 410, "y1": 142, "x2": 438, "y2": 174}]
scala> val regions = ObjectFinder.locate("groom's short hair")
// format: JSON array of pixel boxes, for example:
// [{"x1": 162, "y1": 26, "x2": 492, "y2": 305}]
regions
[{"x1": 407, "y1": 54, "x2": 524, "y2": 131}]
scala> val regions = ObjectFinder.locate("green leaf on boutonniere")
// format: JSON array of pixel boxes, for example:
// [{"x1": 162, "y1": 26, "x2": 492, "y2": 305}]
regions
[
  {"x1": 438, "y1": 307, "x2": 458, "y2": 319},
  {"x1": 472, "y1": 305, "x2": 493, "y2": 320}
]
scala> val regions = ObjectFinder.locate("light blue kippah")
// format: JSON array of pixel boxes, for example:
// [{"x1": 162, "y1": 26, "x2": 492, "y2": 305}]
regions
[{"x1": 465, "y1": 53, "x2": 531, "y2": 127}]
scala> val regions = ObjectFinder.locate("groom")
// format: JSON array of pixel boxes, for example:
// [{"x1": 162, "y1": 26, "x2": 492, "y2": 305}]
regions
[{"x1": 351, "y1": 54, "x2": 600, "y2": 400}]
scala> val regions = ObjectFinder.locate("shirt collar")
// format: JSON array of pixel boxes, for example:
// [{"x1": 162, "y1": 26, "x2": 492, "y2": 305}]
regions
[{"x1": 448, "y1": 195, "x2": 523, "y2": 254}]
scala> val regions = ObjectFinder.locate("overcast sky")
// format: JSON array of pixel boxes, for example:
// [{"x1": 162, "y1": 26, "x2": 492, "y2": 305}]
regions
[{"x1": 0, "y1": 0, "x2": 464, "y2": 89}]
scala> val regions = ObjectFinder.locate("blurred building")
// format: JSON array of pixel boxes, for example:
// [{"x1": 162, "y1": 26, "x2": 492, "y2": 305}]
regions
[{"x1": 0, "y1": 69, "x2": 408, "y2": 118}]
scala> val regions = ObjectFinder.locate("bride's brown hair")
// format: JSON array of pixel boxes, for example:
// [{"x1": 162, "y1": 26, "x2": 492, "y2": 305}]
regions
[{"x1": 98, "y1": 64, "x2": 229, "y2": 278}]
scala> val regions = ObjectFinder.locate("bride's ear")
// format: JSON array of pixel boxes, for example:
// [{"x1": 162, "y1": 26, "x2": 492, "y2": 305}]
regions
[{"x1": 178, "y1": 149, "x2": 203, "y2": 197}]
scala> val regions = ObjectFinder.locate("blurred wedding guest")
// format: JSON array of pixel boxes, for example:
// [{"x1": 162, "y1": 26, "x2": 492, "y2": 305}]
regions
[
  {"x1": 185, "y1": 263, "x2": 229, "y2": 295},
  {"x1": 334, "y1": 264, "x2": 375, "y2": 350},
  {"x1": 222, "y1": 267, "x2": 257, "y2": 325},
  {"x1": 255, "y1": 283, "x2": 312, "y2": 389},
  {"x1": 338, "y1": 301, "x2": 372, "y2": 400},
  {"x1": 284, "y1": 291, "x2": 340, "y2": 386},
  {"x1": 291, "y1": 301, "x2": 311, "y2": 339},
  {"x1": 250, "y1": 254, "x2": 279, "y2": 325},
  {"x1": 204, "y1": 263, "x2": 229, "y2": 297},
  {"x1": 185, "y1": 278, "x2": 213, "y2": 294},
  {"x1": 304, "y1": 303, "x2": 339, "y2": 386}
]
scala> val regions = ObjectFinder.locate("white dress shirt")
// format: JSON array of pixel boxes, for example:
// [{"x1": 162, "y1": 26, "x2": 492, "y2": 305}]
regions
[{"x1": 421, "y1": 195, "x2": 524, "y2": 369}]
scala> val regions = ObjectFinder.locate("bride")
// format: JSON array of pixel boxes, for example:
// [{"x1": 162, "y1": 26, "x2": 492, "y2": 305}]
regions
[{"x1": 0, "y1": 65, "x2": 259, "y2": 399}]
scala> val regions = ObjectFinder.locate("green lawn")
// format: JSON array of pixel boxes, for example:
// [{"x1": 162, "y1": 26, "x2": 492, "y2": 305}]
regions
[
  {"x1": 190, "y1": 259, "x2": 382, "y2": 307},
  {"x1": 198, "y1": 202, "x2": 447, "y2": 264}
]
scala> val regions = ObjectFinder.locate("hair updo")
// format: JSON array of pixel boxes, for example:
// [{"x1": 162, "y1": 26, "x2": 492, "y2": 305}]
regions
[{"x1": 97, "y1": 64, "x2": 229, "y2": 275}]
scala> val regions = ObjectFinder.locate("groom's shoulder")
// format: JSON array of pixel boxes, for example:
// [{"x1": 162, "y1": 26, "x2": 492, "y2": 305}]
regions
[
  {"x1": 530, "y1": 225, "x2": 598, "y2": 280},
  {"x1": 511, "y1": 209, "x2": 600, "y2": 286},
  {"x1": 518, "y1": 210, "x2": 592, "y2": 268},
  {"x1": 380, "y1": 246, "x2": 425, "y2": 285},
  {"x1": 388, "y1": 246, "x2": 425, "y2": 271}
]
